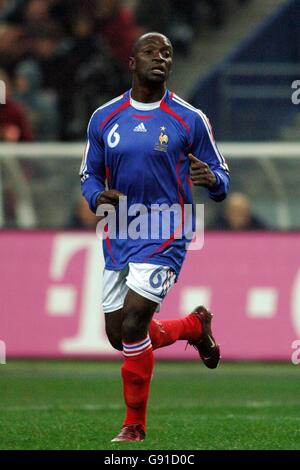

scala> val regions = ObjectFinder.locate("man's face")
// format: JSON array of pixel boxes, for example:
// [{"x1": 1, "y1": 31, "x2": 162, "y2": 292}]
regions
[
  {"x1": 130, "y1": 35, "x2": 173, "y2": 84},
  {"x1": 225, "y1": 196, "x2": 251, "y2": 230}
]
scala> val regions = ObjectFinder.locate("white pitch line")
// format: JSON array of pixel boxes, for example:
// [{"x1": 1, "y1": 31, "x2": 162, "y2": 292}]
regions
[
  {"x1": 1, "y1": 406, "x2": 300, "y2": 423},
  {"x1": 0, "y1": 404, "x2": 122, "y2": 412},
  {"x1": 0, "y1": 401, "x2": 300, "y2": 414}
]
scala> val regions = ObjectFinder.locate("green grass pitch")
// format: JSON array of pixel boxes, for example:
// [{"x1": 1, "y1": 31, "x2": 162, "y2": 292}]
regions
[{"x1": 0, "y1": 361, "x2": 299, "y2": 450}]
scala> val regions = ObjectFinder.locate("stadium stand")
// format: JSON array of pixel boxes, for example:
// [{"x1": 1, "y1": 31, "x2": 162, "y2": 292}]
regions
[
  {"x1": 0, "y1": 0, "x2": 255, "y2": 141},
  {"x1": 1, "y1": 0, "x2": 299, "y2": 231}
]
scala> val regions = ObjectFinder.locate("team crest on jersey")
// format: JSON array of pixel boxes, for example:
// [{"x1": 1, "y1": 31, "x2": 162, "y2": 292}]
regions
[{"x1": 154, "y1": 126, "x2": 169, "y2": 152}]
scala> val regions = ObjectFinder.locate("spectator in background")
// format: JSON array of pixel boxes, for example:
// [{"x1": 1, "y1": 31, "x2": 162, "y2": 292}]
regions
[
  {"x1": 0, "y1": 68, "x2": 33, "y2": 141},
  {"x1": 135, "y1": 1, "x2": 225, "y2": 56},
  {"x1": 0, "y1": 0, "x2": 23, "y2": 21},
  {"x1": 0, "y1": 0, "x2": 252, "y2": 142},
  {"x1": 14, "y1": 60, "x2": 59, "y2": 141},
  {"x1": 68, "y1": 196, "x2": 98, "y2": 229},
  {"x1": 25, "y1": 5, "x2": 126, "y2": 139},
  {"x1": 96, "y1": 0, "x2": 141, "y2": 70},
  {"x1": 213, "y1": 192, "x2": 267, "y2": 230},
  {"x1": 134, "y1": 1, "x2": 172, "y2": 40},
  {"x1": 57, "y1": 11, "x2": 126, "y2": 139},
  {"x1": 0, "y1": 22, "x2": 26, "y2": 72},
  {"x1": 22, "y1": 0, "x2": 57, "y2": 32}
]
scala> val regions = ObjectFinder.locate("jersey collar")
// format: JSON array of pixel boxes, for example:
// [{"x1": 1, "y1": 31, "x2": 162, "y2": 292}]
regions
[{"x1": 129, "y1": 90, "x2": 168, "y2": 110}]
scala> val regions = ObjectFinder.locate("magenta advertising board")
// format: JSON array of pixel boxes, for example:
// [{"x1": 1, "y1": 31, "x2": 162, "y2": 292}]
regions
[{"x1": 1, "y1": 231, "x2": 299, "y2": 360}]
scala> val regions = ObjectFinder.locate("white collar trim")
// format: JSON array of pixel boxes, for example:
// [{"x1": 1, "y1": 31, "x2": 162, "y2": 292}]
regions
[{"x1": 130, "y1": 92, "x2": 166, "y2": 110}]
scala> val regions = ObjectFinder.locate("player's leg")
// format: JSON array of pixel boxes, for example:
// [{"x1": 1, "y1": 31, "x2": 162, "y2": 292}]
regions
[
  {"x1": 120, "y1": 262, "x2": 205, "y2": 351},
  {"x1": 102, "y1": 263, "x2": 220, "y2": 363},
  {"x1": 123, "y1": 261, "x2": 220, "y2": 368},
  {"x1": 149, "y1": 312, "x2": 203, "y2": 349},
  {"x1": 112, "y1": 289, "x2": 157, "y2": 442},
  {"x1": 102, "y1": 267, "x2": 128, "y2": 352},
  {"x1": 149, "y1": 306, "x2": 220, "y2": 369},
  {"x1": 105, "y1": 309, "x2": 123, "y2": 351},
  {"x1": 122, "y1": 289, "x2": 157, "y2": 342}
]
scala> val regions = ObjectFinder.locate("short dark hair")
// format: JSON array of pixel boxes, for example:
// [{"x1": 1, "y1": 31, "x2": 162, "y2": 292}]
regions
[{"x1": 131, "y1": 32, "x2": 172, "y2": 57}]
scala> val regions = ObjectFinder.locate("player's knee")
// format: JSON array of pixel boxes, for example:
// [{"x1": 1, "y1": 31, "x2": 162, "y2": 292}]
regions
[
  {"x1": 122, "y1": 297, "x2": 154, "y2": 342},
  {"x1": 122, "y1": 311, "x2": 146, "y2": 341}
]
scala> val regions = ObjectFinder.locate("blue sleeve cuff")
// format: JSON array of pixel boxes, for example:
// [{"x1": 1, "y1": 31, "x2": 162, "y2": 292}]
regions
[{"x1": 208, "y1": 171, "x2": 229, "y2": 202}]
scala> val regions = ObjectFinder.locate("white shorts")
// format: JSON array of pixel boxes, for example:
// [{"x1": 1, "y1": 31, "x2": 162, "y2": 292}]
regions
[{"x1": 102, "y1": 262, "x2": 176, "y2": 313}]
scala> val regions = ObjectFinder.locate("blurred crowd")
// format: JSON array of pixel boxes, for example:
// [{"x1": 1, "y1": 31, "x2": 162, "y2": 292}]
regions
[
  {"x1": 1, "y1": 0, "x2": 259, "y2": 230},
  {"x1": 0, "y1": 0, "x2": 251, "y2": 142}
]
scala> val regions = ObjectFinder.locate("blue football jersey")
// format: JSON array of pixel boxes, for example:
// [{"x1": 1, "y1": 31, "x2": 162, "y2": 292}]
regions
[{"x1": 80, "y1": 89, "x2": 229, "y2": 276}]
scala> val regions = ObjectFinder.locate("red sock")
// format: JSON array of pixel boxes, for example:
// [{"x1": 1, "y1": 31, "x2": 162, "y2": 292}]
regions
[
  {"x1": 149, "y1": 314, "x2": 202, "y2": 350},
  {"x1": 121, "y1": 335, "x2": 154, "y2": 431}
]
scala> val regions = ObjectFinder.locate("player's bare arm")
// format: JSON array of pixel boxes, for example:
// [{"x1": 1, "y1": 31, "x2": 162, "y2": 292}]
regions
[{"x1": 188, "y1": 153, "x2": 217, "y2": 188}]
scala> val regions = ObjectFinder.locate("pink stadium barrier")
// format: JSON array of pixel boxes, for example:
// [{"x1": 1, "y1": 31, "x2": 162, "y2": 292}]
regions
[{"x1": 1, "y1": 231, "x2": 299, "y2": 360}]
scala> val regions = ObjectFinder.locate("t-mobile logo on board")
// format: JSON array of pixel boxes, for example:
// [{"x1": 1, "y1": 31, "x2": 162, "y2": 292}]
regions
[
  {"x1": 46, "y1": 234, "x2": 112, "y2": 355},
  {"x1": 0, "y1": 340, "x2": 6, "y2": 364}
]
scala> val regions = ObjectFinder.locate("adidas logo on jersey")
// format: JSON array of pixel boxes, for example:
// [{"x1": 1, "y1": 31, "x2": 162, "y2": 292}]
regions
[{"x1": 133, "y1": 122, "x2": 147, "y2": 132}]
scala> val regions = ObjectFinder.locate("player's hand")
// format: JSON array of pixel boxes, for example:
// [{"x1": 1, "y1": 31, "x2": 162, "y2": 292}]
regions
[
  {"x1": 96, "y1": 189, "x2": 125, "y2": 208},
  {"x1": 188, "y1": 153, "x2": 217, "y2": 188}
]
